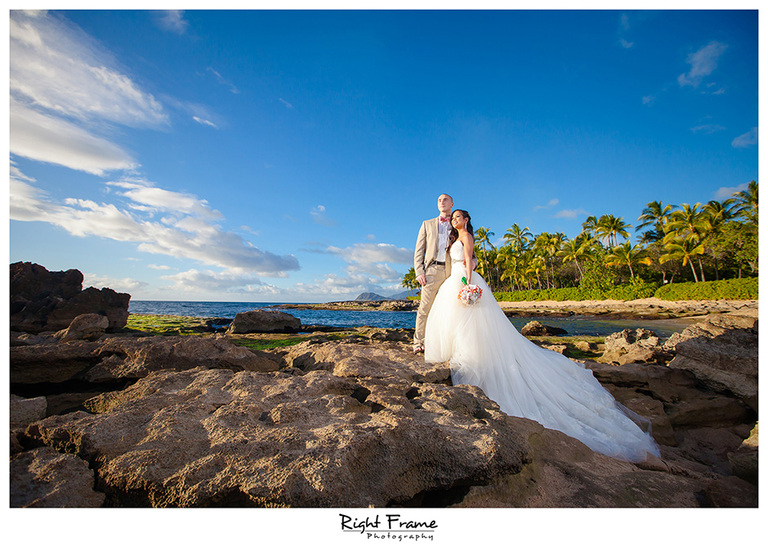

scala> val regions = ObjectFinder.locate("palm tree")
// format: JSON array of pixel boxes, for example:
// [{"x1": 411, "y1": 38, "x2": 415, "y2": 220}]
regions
[
  {"x1": 474, "y1": 227, "x2": 496, "y2": 286},
  {"x1": 581, "y1": 216, "x2": 599, "y2": 237},
  {"x1": 503, "y1": 224, "x2": 531, "y2": 252},
  {"x1": 401, "y1": 267, "x2": 420, "y2": 295},
  {"x1": 732, "y1": 180, "x2": 758, "y2": 225},
  {"x1": 664, "y1": 203, "x2": 707, "y2": 281},
  {"x1": 596, "y1": 214, "x2": 631, "y2": 248},
  {"x1": 660, "y1": 235, "x2": 705, "y2": 282},
  {"x1": 556, "y1": 234, "x2": 593, "y2": 281},
  {"x1": 605, "y1": 241, "x2": 651, "y2": 281},
  {"x1": 636, "y1": 201, "x2": 676, "y2": 243},
  {"x1": 700, "y1": 199, "x2": 735, "y2": 280},
  {"x1": 664, "y1": 203, "x2": 705, "y2": 240},
  {"x1": 526, "y1": 255, "x2": 547, "y2": 290}
]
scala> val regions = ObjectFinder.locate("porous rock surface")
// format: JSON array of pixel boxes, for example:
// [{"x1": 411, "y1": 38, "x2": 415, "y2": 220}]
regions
[
  {"x1": 599, "y1": 328, "x2": 671, "y2": 365},
  {"x1": 10, "y1": 311, "x2": 758, "y2": 508},
  {"x1": 664, "y1": 313, "x2": 758, "y2": 411},
  {"x1": 28, "y1": 364, "x2": 530, "y2": 507},
  {"x1": 226, "y1": 309, "x2": 301, "y2": 334},
  {"x1": 520, "y1": 320, "x2": 568, "y2": 337}
]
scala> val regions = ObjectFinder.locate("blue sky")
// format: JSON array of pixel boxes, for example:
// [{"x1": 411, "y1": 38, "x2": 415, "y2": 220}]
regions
[{"x1": 8, "y1": 9, "x2": 759, "y2": 303}]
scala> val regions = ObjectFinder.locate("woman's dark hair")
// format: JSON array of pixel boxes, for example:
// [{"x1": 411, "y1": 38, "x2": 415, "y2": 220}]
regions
[{"x1": 447, "y1": 209, "x2": 474, "y2": 252}]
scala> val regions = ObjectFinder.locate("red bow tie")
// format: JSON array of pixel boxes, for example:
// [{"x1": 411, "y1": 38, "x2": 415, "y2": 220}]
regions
[{"x1": 439, "y1": 216, "x2": 450, "y2": 222}]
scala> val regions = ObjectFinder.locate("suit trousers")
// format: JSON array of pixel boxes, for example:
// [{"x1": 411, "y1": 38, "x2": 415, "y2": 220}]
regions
[{"x1": 413, "y1": 263, "x2": 449, "y2": 348}]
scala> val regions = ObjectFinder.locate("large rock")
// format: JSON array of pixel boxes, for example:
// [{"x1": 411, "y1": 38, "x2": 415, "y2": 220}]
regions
[
  {"x1": 10, "y1": 447, "x2": 105, "y2": 507},
  {"x1": 27, "y1": 366, "x2": 530, "y2": 507},
  {"x1": 278, "y1": 339, "x2": 450, "y2": 384},
  {"x1": 520, "y1": 320, "x2": 568, "y2": 336},
  {"x1": 10, "y1": 262, "x2": 130, "y2": 333},
  {"x1": 665, "y1": 314, "x2": 757, "y2": 410},
  {"x1": 55, "y1": 313, "x2": 110, "y2": 341},
  {"x1": 599, "y1": 328, "x2": 670, "y2": 365},
  {"x1": 226, "y1": 309, "x2": 301, "y2": 334}
]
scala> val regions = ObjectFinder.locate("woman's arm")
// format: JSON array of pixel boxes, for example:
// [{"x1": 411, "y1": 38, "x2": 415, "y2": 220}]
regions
[{"x1": 461, "y1": 233, "x2": 474, "y2": 284}]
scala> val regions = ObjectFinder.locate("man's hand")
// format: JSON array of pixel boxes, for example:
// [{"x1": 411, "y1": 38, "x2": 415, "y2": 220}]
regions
[{"x1": 417, "y1": 274, "x2": 427, "y2": 286}]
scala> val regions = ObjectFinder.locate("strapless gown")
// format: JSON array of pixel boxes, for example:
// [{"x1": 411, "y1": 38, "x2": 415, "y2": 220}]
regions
[{"x1": 425, "y1": 241, "x2": 660, "y2": 462}]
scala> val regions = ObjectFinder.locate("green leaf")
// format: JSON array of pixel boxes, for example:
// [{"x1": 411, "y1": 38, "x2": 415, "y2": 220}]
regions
[{"x1": 461, "y1": 276, "x2": 467, "y2": 285}]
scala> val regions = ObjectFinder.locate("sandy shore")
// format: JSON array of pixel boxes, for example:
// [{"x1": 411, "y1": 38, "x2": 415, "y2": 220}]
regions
[
  {"x1": 278, "y1": 297, "x2": 758, "y2": 320},
  {"x1": 498, "y1": 297, "x2": 759, "y2": 319}
]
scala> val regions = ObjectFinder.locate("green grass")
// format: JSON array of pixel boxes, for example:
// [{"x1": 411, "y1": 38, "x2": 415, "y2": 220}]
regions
[
  {"x1": 230, "y1": 337, "x2": 307, "y2": 351},
  {"x1": 125, "y1": 314, "x2": 213, "y2": 335}
]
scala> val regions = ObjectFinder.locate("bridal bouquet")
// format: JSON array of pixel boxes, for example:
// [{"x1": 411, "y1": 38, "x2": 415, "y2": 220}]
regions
[{"x1": 458, "y1": 276, "x2": 482, "y2": 305}]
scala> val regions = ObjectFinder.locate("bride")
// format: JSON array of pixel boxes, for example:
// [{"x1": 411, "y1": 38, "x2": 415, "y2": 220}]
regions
[{"x1": 424, "y1": 209, "x2": 660, "y2": 463}]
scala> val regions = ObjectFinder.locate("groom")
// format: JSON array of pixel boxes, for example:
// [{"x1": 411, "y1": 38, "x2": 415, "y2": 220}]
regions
[{"x1": 412, "y1": 193, "x2": 454, "y2": 354}]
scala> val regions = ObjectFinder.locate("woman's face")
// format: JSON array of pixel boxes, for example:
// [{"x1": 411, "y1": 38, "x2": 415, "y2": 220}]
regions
[{"x1": 451, "y1": 212, "x2": 466, "y2": 230}]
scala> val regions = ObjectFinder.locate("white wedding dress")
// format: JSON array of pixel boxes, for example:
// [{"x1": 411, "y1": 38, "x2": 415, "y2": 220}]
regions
[{"x1": 425, "y1": 241, "x2": 660, "y2": 462}]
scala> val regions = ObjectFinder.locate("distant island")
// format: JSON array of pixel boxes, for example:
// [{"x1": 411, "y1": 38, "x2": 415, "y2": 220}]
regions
[
  {"x1": 356, "y1": 290, "x2": 418, "y2": 301},
  {"x1": 276, "y1": 291, "x2": 418, "y2": 312}
]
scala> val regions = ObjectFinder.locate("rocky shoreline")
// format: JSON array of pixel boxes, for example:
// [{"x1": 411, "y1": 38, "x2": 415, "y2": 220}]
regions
[
  {"x1": 8, "y1": 263, "x2": 759, "y2": 508},
  {"x1": 10, "y1": 311, "x2": 759, "y2": 508}
]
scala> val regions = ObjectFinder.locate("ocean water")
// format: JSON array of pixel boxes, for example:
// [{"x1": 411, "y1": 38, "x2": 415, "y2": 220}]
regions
[{"x1": 128, "y1": 300, "x2": 693, "y2": 338}]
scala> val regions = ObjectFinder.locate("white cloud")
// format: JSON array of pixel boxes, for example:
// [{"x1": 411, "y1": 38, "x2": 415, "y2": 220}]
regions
[
  {"x1": 554, "y1": 208, "x2": 589, "y2": 219},
  {"x1": 534, "y1": 198, "x2": 559, "y2": 211},
  {"x1": 279, "y1": 98, "x2": 294, "y2": 109},
  {"x1": 311, "y1": 205, "x2": 336, "y2": 226},
  {"x1": 206, "y1": 67, "x2": 240, "y2": 94},
  {"x1": 620, "y1": 39, "x2": 634, "y2": 49},
  {"x1": 193, "y1": 116, "x2": 218, "y2": 128},
  {"x1": 9, "y1": 11, "x2": 170, "y2": 175},
  {"x1": 148, "y1": 264, "x2": 173, "y2": 270},
  {"x1": 10, "y1": 11, "x2": 167, "y2": 128},
  {"x1": 731, "y1": 127, "x2": 757, "y2": 148},
  {"x1": 83, "y1": 273, "x2": 148, "y2": 293},
  {"x1": 107, "y1": 179, "x2": 222, "y2": 219},
  {"x1": 292, "y1": 273, "x2": 386, "y2": 298},
  {"x1": 642, "y1": 95, "x2": 655, "y2": 106},
  {"x1": 714, "y1": 182, "x2": 749, "y2": 200},
  {"x1": 10, "y1": 99, "x2": 137, "y2": 175},
  {"x1": 678, "y1": 41, "x2": 728, "y2": 87},
  {"x1": 326, "y1": 242, "x2": 412, "y2": 266},
  {"x1": 154, "y1": 10, "x2": 189, "y2": 35},
  {"x1": 161, "y1": 269, "x2": 281, "y2": 295},
  {"x1": 10, "y1": 168, "x2": 300, "y2": 276},
  {"x1": 292, "y1": 242, "x2": 413, "y2": 297},
  {"x1": 691, "y1": 124, "x2": 726, "y2": 135}
]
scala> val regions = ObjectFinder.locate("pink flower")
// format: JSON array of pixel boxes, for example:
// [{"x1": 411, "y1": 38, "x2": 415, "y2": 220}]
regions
[{"x1": 458, "y1": 284, "x2": 482, "y2": 305}]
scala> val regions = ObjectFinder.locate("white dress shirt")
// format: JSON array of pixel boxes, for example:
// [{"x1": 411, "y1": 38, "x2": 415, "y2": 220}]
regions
[{"x1": 436, "y1": 217, "x2": 449, "y2": 263}]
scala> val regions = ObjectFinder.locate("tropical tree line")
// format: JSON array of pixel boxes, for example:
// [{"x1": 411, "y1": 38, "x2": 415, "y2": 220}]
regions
[{"x1": 403, "y1": 181, "x2": 758, "y2": 294}]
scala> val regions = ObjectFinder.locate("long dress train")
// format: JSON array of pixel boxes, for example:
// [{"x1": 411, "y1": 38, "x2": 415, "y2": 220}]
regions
[{"x1": 424, "y1": 241, "x2": 660, "y2": 463}]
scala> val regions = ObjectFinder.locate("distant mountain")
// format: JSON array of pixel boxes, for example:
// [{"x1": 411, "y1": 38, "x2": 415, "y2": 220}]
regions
[
  {"x1": 355, "y1": 292, "x2": 391, "y2": 301},
  {"x1": 355, "y1": 289, "x2": 418, "y2": 301}
]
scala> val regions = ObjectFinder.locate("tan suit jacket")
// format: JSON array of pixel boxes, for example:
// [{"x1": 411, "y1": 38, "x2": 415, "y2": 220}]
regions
[{"x1": 414, "y1": 217, "x2": 452, "y2": 279}]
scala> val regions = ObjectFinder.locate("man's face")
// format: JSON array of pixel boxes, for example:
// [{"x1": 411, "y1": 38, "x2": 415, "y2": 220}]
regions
[{"x1": 437, "y1": 194, "x2": 453, "y2": 215}]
